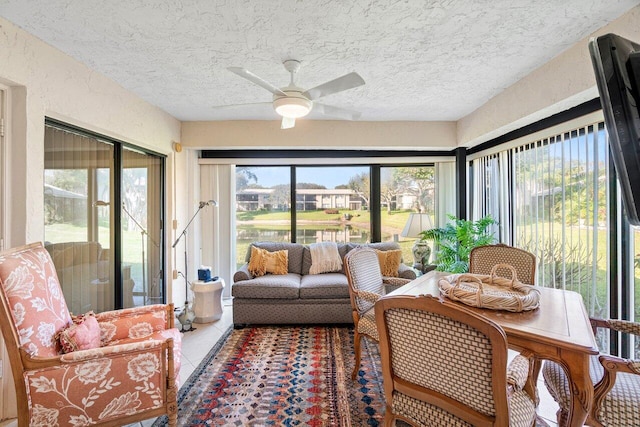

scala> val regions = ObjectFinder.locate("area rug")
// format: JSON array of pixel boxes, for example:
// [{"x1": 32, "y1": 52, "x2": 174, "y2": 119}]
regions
[
  {"x1": 153, "y1": 325, "x2": 550, "y2": 426},
  {"x1": 153, "y1": 325, "x2": 385, "y2": 426}
]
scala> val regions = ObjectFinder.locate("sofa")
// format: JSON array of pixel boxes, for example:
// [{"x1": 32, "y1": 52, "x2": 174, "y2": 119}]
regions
[{"x1": 232, "y1": 241, "x2": 416, "y2": 326}]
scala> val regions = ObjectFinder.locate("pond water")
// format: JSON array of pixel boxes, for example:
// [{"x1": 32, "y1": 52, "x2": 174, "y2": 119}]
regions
[{"x1": 236, "y1": 223, "x2": 412, "y2": 268}]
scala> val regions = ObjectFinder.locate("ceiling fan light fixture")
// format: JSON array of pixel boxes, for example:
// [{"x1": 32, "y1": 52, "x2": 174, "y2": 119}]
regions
[{"x1": 274, "y1": 96, "x2": 312, "y2": 118}]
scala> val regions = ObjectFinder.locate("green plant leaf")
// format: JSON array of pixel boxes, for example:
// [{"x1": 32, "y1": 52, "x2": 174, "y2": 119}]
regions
[{"x1": 423, "y1": 215, "x2": 497, "y2": 272}]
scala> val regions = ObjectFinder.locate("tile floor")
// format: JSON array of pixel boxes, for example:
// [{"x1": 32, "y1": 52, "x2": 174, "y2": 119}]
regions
[{"x1": 1, "y1": 298, "x2": 562, "y2": 426}]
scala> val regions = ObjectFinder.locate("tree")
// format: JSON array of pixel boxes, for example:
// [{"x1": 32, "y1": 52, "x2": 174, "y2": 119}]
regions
[
  {"x1": 393, "y1": 167, "x2": 435, "y2": 213},
  {"x1": 236, "y1": 167, "x2": 257, "y2": 191},
  {"x1": 269, "y1": 184, "x2": 291, "y2": 210},
  {"x1": 47, "y1": 169, "x2": 87, "y2": 194},
  {"x1": 348, "y1": 172, "x2": 370, "y2": 208},
  {"x1": 380, "y1": 179, "x2": 402, "y2": 212}
]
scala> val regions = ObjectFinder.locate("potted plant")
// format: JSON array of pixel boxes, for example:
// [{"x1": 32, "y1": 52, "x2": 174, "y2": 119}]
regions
[{"x1": 420, "y1": 215, "x2": 497, "y2": 273}]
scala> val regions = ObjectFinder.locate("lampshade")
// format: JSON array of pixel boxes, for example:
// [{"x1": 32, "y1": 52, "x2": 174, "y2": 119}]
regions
[
  {"x1": 401, "y1": 213, "x2": 433, "y2": 239},
  {"x1": 274, "y1": 97, "x2": 312, "y2": 118}
]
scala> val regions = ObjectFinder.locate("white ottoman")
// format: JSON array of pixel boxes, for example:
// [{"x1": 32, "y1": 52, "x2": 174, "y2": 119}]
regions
[{"x1": 191, "y1": 278, "x2": 225, "y2": 323}]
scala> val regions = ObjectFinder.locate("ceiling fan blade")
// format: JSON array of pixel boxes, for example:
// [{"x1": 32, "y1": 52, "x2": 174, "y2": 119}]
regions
[
  {"x1": 314, "y1": 103, "x2": 362, "y2": 120},
  {"x1": 228, "y1": 67, "x2": 287, "y2": 96},
  {"x1": 281, "y1": 116, "x2": 296, "y2": 129},
  {"x1": 303, "y1": 72, "x2": 365, "y2": 100}
]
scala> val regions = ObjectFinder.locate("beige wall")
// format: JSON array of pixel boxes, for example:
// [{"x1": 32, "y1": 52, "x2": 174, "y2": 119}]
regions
[
  {"x1": 181, "y1": 120, "x2": 457, "y2": 150},
  {"x1": 0, "y1": 16, "x2": 181, "y2": 247},
  {"x1": 0, "y1": 16, "x2": 184, "y2": 421}
]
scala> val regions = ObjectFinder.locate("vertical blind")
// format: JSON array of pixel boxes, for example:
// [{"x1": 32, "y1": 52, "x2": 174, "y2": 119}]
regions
[{"x1": 470, "y1": 122, "x2": 610, "y2": 321}]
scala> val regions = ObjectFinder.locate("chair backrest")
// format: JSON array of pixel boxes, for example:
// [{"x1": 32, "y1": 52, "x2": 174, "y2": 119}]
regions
[
  {"x1": 375, "y1": 294, "x2": 511, "y2": 426},
  {"x1": 344, "y1": 247, "x2": 384, "y2": 314},
  {"x1": 469, "y1": 244, "x2": 536, "y2": 285},
  {"x1": 0, "y1": 242, "x2": 72, "y2": 359}
]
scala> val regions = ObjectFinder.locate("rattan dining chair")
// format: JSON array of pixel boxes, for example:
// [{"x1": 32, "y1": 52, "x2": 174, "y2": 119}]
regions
[
  {"x1": 375, "y1": 294, "x2": 537, "y2": 427},
  {"x1": 469, "y1": 243, "x2": 537, "y2": 285},
  {"x1": 344, "y1": 247, "x2": 411, "y2": 380},
  {"x1": 542, "y1": 318, "x2": 640, "y2": 427}
]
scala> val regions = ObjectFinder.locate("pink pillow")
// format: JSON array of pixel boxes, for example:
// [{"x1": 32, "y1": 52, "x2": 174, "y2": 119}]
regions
[{"x1": 57, "y1": 312, "x2": 101, "y2": 353}]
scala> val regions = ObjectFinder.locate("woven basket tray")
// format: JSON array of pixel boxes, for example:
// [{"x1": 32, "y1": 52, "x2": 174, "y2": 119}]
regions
[{"x1": 438, "y1": 264, "x2": 540, "y2": 312}]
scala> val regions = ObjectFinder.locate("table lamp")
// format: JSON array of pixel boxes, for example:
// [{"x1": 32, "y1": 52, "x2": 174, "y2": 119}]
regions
[{"x1": 401, "y1": 213, "x2": 432, "y2": 273}]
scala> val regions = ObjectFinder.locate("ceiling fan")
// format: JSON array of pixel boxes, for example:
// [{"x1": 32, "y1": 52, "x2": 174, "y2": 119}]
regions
[{"x1": 226, "y1": 60, "x2": 365, "y2": 129}]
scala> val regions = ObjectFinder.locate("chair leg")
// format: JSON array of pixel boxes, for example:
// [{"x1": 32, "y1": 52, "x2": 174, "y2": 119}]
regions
[
  {"x1": 352, "y1": 331, "x2": 362, "y2": 380},
  {"x1": 556, "y1": 407, "x2": 569, "y2": 427},
  {"x1": 168, "y1": 412, "x2": 178, "y2": 427},
  {"x1": 384, "y1": 409, "x2": 395, "y2": 427}
]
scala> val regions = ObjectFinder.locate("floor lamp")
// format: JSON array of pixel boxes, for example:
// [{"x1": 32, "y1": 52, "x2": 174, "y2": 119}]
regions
[
  {"x1": 172, "y1": 199, "x2": 218, "y2": 331},
  {"x1": 122, "y1": 202, "x2": 159, "y2": 305}
]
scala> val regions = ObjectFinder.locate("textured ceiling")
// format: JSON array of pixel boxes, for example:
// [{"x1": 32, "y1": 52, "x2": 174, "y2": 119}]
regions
[{"x1": 1, "y1": 0, "x2": 638, "y2": 122}]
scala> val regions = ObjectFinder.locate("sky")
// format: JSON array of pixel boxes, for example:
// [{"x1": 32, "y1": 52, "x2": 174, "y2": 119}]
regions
[{"x1": 248, "y1": 166, "x2": 369, "y2": 188}]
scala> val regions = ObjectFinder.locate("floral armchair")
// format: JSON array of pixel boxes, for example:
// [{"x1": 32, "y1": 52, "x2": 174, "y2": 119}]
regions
[{"x1": 0, "y1": 242, "x2": 181, "y2": 426}]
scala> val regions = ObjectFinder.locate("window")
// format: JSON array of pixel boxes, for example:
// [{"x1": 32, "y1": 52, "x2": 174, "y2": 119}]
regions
[
  {"x1": 633, "y1": 226, "x2": 640, "y2": 358},
  {"x1": 512, "y1": 126, "x2": 608, "y2": 323},
  {"x1": 233, "y1": 163, "x2": 439, "y2": 269},
  {"x1": 235, "y1": 166, "x2": 291, "y2": 268},
  {"x1": 380, "y1": 166, "x2": 436, "y2": 267},
  {"x1": 470, "y1": 119, "x2": 640, "y2": 357},
  {"x1": 296, "y1": 166, "x2": 369, "y2": 245},
  {"x1": 44, "y1": 121, "x2": 165, "y2": 312}
]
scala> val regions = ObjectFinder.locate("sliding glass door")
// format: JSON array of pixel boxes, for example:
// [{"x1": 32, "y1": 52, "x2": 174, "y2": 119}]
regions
[
  {"x1": 44, "y1": 121, "x2": 165, "y2": 312},
  {"x1": 122, "y1": 148, "x2": 164, "y2": 307}
]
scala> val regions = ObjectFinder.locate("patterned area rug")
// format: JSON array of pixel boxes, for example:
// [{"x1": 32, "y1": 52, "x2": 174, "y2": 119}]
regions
[
  {"x1": 153, "y1": 325, "x2": 385, "y2": 426},
  {"x1": 153, "y1": 325, "x2": 551, "y2": 426}
]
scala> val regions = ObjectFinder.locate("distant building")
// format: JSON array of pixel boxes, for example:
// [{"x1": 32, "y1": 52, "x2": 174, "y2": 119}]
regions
[
  {"x1": 236, "y1": 188, "x2": 276, "y2": 211},
  {"x1": 236, "y1": 188, "x2": 366, "y2": 211}
]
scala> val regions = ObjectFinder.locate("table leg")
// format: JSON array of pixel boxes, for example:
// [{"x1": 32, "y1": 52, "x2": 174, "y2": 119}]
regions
[
  {"x1": 560, "y1": 350, "x2": 593, "y2": 427},
  {"x1": 524, "y1": 356, "x2": 541, "y2": 406}
]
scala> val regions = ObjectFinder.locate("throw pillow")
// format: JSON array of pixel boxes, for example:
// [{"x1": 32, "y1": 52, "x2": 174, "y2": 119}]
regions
[
  {"x1": 56, "y1": 311, "x2": 101, "y2": 353},
  {"x1": 248, "y1": 246, "x2": 267, "y2": 276},
  {"x1": 308, "y1": 242, "x2": 342, "y2": 274},
  {"x1": 264, "y1": 249, "x2": 288, "y2": 275},
  {"x1": 376, "y1": 249, "x2": 403, "y2": 277},
  {"x1": 248, "y1": 246, "x2": 288, "y2": 277}
]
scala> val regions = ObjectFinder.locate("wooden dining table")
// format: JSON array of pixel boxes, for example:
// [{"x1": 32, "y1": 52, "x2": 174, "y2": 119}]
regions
[{"x1": 384, "y1": 270, "x2": 599, "y2": 427}]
